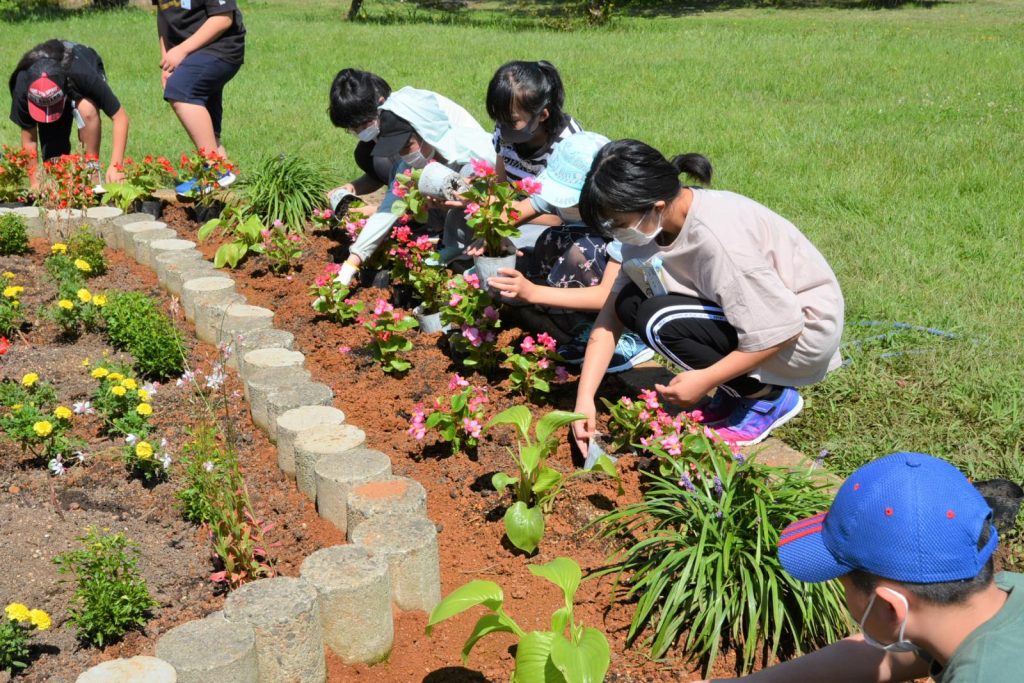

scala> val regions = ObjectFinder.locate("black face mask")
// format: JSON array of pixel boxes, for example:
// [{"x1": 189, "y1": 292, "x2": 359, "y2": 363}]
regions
[{"x1": 499, "y1": 114, "x2": 541, "y2": 145}]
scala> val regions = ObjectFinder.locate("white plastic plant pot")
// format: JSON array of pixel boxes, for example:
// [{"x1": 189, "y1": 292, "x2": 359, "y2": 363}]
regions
[
  {"x1": 413, "y1": 305, "x2": 447, "y2": 334},
  {"x1": 472, "y1": 253, "x2": 516, "y2": 293},
  {"x1": 417, "y1": 162, "x2": 469, "y2": 200},
  {"x1": 329, "y1": 187, "x2": 359, "y2": 215}
]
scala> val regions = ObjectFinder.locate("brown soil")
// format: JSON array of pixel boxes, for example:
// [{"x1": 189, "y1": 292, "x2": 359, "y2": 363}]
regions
[{"x1": 0, "y1": 209, "x2": 744, "y2": 682}]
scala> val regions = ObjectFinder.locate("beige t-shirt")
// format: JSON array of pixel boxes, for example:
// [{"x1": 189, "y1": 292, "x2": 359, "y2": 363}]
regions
[{"x1": 612, "y1": 189, "x2": 844, "y2": 386}]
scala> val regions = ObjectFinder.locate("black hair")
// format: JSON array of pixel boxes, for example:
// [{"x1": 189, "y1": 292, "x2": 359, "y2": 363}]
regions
[
  {"x1": 848, "y1": 522, "x2": 997, "y2": 606},
  {"x1": 485, "y1": 60, "x2": 569, "y2": 139},
  {"x1": 8, "y1": 39, "x2": 71, "y2": 95},
  {"x1": 579, "y1": 139, "x2": 712, "y2": 234},
  {"x1": 328, "y1": 68, "x2": 392, "y2": 130}
]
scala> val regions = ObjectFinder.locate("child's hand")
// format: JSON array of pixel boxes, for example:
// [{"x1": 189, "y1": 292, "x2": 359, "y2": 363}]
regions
[
  {"x1": 488, "y1": 268, "x2": 535, "y2": 303},
  {"x1": 656, "y1": 370, "x2": 714, "y2": 407},
  {"x1": 160, "y1": 46, "x2": 188, "y2": 72}
]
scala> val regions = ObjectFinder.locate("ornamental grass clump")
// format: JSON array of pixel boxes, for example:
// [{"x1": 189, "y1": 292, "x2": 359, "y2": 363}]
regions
[
  {"x1": 0, "y1": 602, "x2": 51, "y2": 674},
  {"x1": 0, "y1": 214, "x2": 30, "y2": 256},
  {"x1": 0, "y1": 271, "x2": 25, "y2": 337},
  {"x1": 238, "y1": 152, "x2": 331, "y2": 230},
  {"x1": 591, "y1": 435, "x2": 849, "y2": 674},
  {"x1": 54, "y1": 527, "x2": 158, "y2": 647},
  {"x1": 101, "y1": 291, "x2": 185, "y2": 379}
]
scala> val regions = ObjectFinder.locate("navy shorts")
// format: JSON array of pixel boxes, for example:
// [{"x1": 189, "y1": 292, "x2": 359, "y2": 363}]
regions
[{"x1": 163, "y1": 52, "x2": 240, "y2": 138}]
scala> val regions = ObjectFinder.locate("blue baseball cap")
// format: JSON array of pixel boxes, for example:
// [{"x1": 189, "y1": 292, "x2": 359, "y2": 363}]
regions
[
  {"x1": 536, "y1": 131, "x2": 610, "y2": 208},
  {"x1": 778, "y1": 452, "x2": 998, "y2": 584}
]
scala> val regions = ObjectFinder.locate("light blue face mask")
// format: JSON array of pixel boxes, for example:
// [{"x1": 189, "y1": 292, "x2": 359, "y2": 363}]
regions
[{"x1": 859, "y1": 588, "x2": 923, "y2": 655}]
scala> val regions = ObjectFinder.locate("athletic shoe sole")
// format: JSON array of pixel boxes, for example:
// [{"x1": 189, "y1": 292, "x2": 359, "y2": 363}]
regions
[
  {"x1": 723, "y1": 393, "x2": 805, "y2": 446},
  {"x1": 606, "y1": 346, "x2": 656, "y2": 374}
]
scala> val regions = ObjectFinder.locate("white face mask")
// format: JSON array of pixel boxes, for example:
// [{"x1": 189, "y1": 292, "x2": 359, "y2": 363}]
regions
[
  {"x1": 401, "y1": 145, "x2": 434, "y2": 169},
  {"x1": 612, "y1": 207, "x2": 662, "y2": 246},
  {"x1": 355, "y1": 122, "x2": 379, "y2": 143},
  {"x1": 859, "y1": 588, "x2": 921, "y2": 654}
]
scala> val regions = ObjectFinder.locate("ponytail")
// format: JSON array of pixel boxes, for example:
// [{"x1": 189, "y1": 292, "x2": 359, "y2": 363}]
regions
[{"x1": 579, "y1": 139, "x2": 713, "y2": 233}]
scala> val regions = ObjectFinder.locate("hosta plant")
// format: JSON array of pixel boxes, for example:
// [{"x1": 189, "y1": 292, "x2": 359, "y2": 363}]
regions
[
  {"x1": 592, "y1": 440, "x2": 850, "y2": 674},
  {"x1": 359, "y1": 299, "x2": 418, "y2": 374},
  {"x1": 408, "y1": 374, "x2": 489, "y2": 455},
  {"x1": 0, "y1": 602, "x2": 51, "y2": 674},
  {"x1": 426, "y1": 556, "x2": 610, "y2": 683},
  {"x1": 197, "y1": 204, "x2": 265, "y2": 269},
  {"x1": 488, "y1": 406, "x2": 617, "y2": 553}
]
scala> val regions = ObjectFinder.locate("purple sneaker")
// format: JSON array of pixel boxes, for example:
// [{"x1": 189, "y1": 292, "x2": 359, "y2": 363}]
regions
[
  {"x1": 688, "y1": 390, "x2": 740, "y2": 425},
  {"x1": 714, "y1": 388, "x2": 804, "y2": 446}
]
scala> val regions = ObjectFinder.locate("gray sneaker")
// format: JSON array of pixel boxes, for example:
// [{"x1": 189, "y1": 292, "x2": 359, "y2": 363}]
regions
[{"x1": 608, "y1": 331, "x2": 655, "y2": 373}]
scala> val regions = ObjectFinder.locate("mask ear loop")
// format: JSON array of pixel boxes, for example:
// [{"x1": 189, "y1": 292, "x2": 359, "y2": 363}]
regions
[{"x1": 881, "y1": 587, "x2": 911, "y2": 643}]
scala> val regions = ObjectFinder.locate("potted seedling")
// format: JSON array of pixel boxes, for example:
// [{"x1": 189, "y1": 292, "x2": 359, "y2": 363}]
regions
[{"x1": 105, "y1": 155, "x2": 177, "y2": 218}]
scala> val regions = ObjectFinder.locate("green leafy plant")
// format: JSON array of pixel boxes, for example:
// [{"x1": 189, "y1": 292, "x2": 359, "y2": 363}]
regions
[
  {"x1": 0, "y1": 145, "x2": 33, "y2": 203},
  {"x1": 197, "y1": 204, "x2": 266, "y2": 269},
  {"x1": 104, "y1": 154, "x2": 176, "y2": 211},
  {"x1": 238, "y1": 153, "x2": 331, "y2": 230},
  {"x1": 0, "y1": 272, "x2": 25, "y2": 337},
  {"x1": 359, "y1": 298, "x2": 418, "y2": 374},
  {"x1": 388, "y1": 223, "x2": 449, "y2": 313},
  {"x1": 176, "y1": 425, "x2": 234, "y2": 525},
  {"x1": 0, "y1": 602, "x2": 51, "y2": 673},
  {"x1": 0, "y1": 214, "x2": 30, "y2": 255},
  {"x1": 261, "y1": 220, "x2": 304, "y2": 275},
  {"x1": 488, "y1": 406, "x2": 617, "y2": 554},
  {"x1": 309, "y1": 263, "x2": 364, "y2": 323},
  {"x1": 0, "y1": 374, "x2": 77, "y2": 468},
  {"x1": 390, "y1": 167, "x2": 429, "y2": 223},
  {"x1": 67, "y1": 225, "x2": 108, "y2": 276},
  {"x1": 591, "y1": 440, "x2": 850, "y2": 674},
  {"x1": 101, "y1": 291, "x2": 186, "y2": 379},
  {"x1": 461, "y1": 158, "x2": 539, "y2": 256},
  {"x1": 178, "y1": 148, "x2": 235, "y2": 207},
  {"x1": 440, "y1": 272, "x2": 501, "y2": 370},
  {"x1": 53, "y1": 527, "x2": 158, "y2": 647},
  {"x1": 426, "y1": 556, "x2": 610, "y2": 683},
  {"x1": 409, "y1": 374, "x2": 489, "y2": 455},
  {"x1": 43, "y1": 287, "x2": 105, "y2": 338},
  {"x1": 502, "y1": 332, "x2": 563, "y2": 400}
]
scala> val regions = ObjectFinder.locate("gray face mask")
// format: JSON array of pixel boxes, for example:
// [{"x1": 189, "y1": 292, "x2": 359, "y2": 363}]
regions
[
  {"x1": 499, "y1": 114, "x2": 540, "y2": 145},
  {"x1": 401, "y1": 146, "x2": 434, "y2": 169},
  {"x1": 859, "y1": 589, "x2": 923, "y2": 655},
  {"x1": 355, "y1": 122, "x2": 379, "y2": 142}
]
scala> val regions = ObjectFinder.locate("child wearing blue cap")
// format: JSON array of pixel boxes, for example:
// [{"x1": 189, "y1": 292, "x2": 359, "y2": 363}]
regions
[{"x1": 699, "y1": 452, "x2": 1023, "y2": 683}]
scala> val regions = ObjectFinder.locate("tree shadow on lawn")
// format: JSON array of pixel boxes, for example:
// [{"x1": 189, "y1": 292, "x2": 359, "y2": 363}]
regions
[{"x1": 619, "y1": 0, "x2": 952, "y2": 18}]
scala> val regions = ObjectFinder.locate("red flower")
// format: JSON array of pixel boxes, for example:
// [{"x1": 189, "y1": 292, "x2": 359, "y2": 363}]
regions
[{"x1": 0, "y1": 337, "x2": 8, "y2": 355}]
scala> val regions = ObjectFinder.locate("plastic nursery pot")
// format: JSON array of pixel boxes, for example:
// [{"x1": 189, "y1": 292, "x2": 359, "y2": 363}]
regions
[
  {"x1": 413, "y1": 305, "x2": 447, "y2": 334},
  {"x1": 417, "y1": 162, "x2": 469, "y2": 200},
  {"x1": 187, "y1": 200, "x2": 226, "y2": 224},
  {"x1": 472, "y1": 253, "x2": 516, "y2": 291},
  {"x1": 139, "y1": 199, "x2": 164, "y2": 220},
  {"x1": 973, "y1": 479, "x2": 1024, "y2": 533}
]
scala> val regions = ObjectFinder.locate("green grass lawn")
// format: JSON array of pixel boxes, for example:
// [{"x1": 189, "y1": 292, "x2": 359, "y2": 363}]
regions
[{"x1": 2, "y1": 0, "x2": 1022, "y2": 481}]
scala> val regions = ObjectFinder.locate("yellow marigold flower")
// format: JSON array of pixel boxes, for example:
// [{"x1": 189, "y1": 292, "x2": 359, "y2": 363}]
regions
[
  {"x1": 3, "y1": 285, "x2": 20, "y2": 298},
  {"x1": 93, "y1": 294, "x2": 106, "y2": 307},
  {"x1": 11, "y1": 404, "x2": 22, "y2": 411},
  {"x1": 33, "y1": 421, "x2": 53, "y2": 437},
  {"x1": 82, "y1": 358, "x2": 90, "y2": 367},
  {"x1": 77, "y1": 288, "x2": 92, "y2": 303},
  {"x1": 121, "y1": 378, "x2": 138, "y2": 390},
  {"x1": 28, "y1": 609, "x2": 51, "y2": 631},
  {"x1": 5, "y1": 603, "x2": 30, "y2": 622},
  {"x1": 2, "y1": 271, "x2": 14, "y2": 280},
  {"x1": 91, "y1": 367, "x2": 109, "y2": 379},
  {"x1": 54, "y1": 406, "x2": 72, "y2": 420},
  {"x1": 21, "y1": 373, "x2": 39, "y2": 387},
  {"x1": 58, "y1": 299, "x2": 74, "y2": 310},
  {"x1": 111, "y1": 386, "x2": 127, "y2": 397},
  {"x1": 136, "y1": 403, "x2": 153, "y2": 416},
  {"x1": 136, "y1": 441, "x2": 153, "y2": 459},
  {"x1": 107, "y1": 372, "x2": 124, "y2": 382},
  {"x1": 137, "y1": 389, "x2": 150, "y2": 402},
  {"x1": 74, "y1": 259, "x2": 92, "y2": 273},
  {"x1": 51, "y1": 243, "x2": 67, "y2": 254}
]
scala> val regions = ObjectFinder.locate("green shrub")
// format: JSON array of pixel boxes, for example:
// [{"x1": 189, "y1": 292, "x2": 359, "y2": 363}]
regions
[
  {"x1": 592, "y1": 440, "x2": 849, "y2": 675},
  {"x1": 238, "y1": 153, "x2": 331, "y2": 230},
  {"x1": 101, "y1": 291, "x2": 185, "y2": 380},
  {"x1": 67, "y1": 226, "x2": 108, "y2": 276},
  {"x1": 0, "y1": 215, "x2": 29, "y2": 256},
  {"x1": 53, "y1": 527, "x2": 158, "y2": 647}
]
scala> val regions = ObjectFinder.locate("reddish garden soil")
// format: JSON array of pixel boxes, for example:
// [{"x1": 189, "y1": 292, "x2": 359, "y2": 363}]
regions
[{"x1": 0, "y1": 207, "x2": 757, "y2": 681}]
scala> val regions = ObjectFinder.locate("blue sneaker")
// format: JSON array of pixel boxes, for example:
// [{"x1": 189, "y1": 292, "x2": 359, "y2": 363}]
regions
[
  {"x1": 556, "y1": 324, "x2": 592, "y2": 366},
  {"x1": 607, "y1": 331, "x2": 655, "y2": 374},
  {"x1": 689, "y1": 390, "x2": 741, "y2": 425},
  {"x1": 216, "y1": 170, "x2": 237, "y2": 188},
  {"x1": 714, "y1": 387, "x2": 803, "y2": 446},
  {"x1": 175, "y1": 177, "x2": 199, "y2": 196}
]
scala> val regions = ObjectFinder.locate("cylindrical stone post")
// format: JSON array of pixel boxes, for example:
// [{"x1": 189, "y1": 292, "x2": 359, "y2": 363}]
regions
[
  {"x1": 276, "y1": 406, "x2": 346, "y2": 479},
  {"x1": 227, "y1": 328, "x2": 295, "y2": 371},
  {"x1": 299, "y1": 546, "x2": 393, "y2": 664},
  {"x1": 81, "y1": 206, "x2": 123, "y2": 244},
  {"x1": 45, "y1": 208, "x2": 83, "y2": 241},
  {"x1": 181, "y1": 276, "x2": 235, "y2": 321},
  {"x1": 351, "y1": 513, "x2": 442, "y2": 613},
  {"x1": 120, "y1": 220, "x2": 168, "y2": 259},
  {"x1": 133, "y1": 227, "x2": 177, "y2": 266},
  {"x1": 155, "y1": 613, "x2": 258, "y2": 683},
  {"x1": 76, "y1": 656, "x2": 176, "y2": 683},
  {"x1": 148, "y1": 238, "x2": 197, "y2": 270},
  {"x1": 215, "y1": 303, "x2": 275, "y2": 347},
  {"x1": 160, "y1": 256, "x2": 215, "y2": 296},
  {"x1": 9, "y1": 206, "x2": 44, "y2": 238},
  {"x1": 195, "y1": 294, "x2": 246, "y2": 344},
  {"x1": 246, "y1": 368, "x2": 312, "y2": 430},
  {"x1": 294, "y1": 423, "x2": 367, "y2": 500},
  {"x1": 239, "y1": 347, "x2": 305, "y2": 385},
  {"x1": 109, "y1": 211, "x2": 154, "y2": 249},
  {"x1": 346, "y1": 476, "x2": 429, "y2": 537},
  {"x1": 264, "y1": 382, "x2": 334, "y2": 443},
  {"x1": 223, "y1": 577, "x2": 325, "y2": 683},
  {"x1": 314, "y1": 446, "x2": 390, "y2": 534}
]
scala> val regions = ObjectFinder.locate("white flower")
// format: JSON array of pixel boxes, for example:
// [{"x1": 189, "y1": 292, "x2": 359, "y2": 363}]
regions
[
  {"x1": 142, "y1": 382, "x2": 159, "y2": 396},
  {"x1": 72, "y1": 400, "x2": 95, "y2": 415},
  {"x1": 160, "y1": 453, "x2": 172, "y2": 469},
  {"x1": 205, "y1": 369, "x2": 226, "y2": 390},
  {"x1": 203, "y1": 461, "x2": 215, "y2": 473},
  {"x1": 74, "y1": 451, "x2": 87, "y2": 463},
  {"x1": 175, "y1": 370, "x2": 196, "y2": 388},
  {"x1": 48, "y1": 456, "x2": 65, "y2": 476},
  {"x1": 125, "y1": 434, "x2": 139, "y2": 446}
]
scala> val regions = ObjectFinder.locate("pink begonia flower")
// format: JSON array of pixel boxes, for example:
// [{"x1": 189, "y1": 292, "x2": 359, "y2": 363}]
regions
[
  {"x1": 273, "y1": 219, "x2": 283, "y2": 228},
  {"x1": 338, "y1": 345, "x2": 351, "y2": 354},
  {"x1": 393, "y1": 184, "x2": 408, "y2": 199},
  {"x1": 464, "y1": 202, "x2": 481, "y2": 216},
  {"x1": 509, "y1": 209, "x2": 520, "y2": 222},
  {"x1": 373, "y1": 299, "x2": 394, "y2": 316},
  {"x1": 662, "y1": 434, "x2": 681, "y2": 456},
  {"x1": 325, "y1": 263, "x2": 342, "y2": 275},
  {"x1": 463, "y1": 273, "x2": 481, "y2": 289},
  {"x1": 621, "y1": 396, "x2": 633, "y2": 407},
  {"x1": 448, "y1": 374, "x2": 470, "y2": 391},
  {"x1": 483, "y1": 306, "x2": 499, "y2": 321},
  {"x1": 288, "y1": 234, "x2": 301, "y2": 242},
  {"x1": 408, "y1": 406, "x2": 427, "y2": 440},
  {"x1": 393, "y1": 225, "x2": 412, "y2": 242},
  {"x1": 322, "y1": 209, "x2": 333, "y2": 220},
  {"x1": 470, "y1": 158, "x2": 495, "y2": 177},
  {"x1": 483, "y1": 330, "x2": 496, "y2": 343},
  {"x1": 462, "y1": 326, "x2": 482, "y2": 347},
  {"x1": 515, "y1": 177, "x2": 542, "y2": 195},
  {"x1": 639, "y1": 410, "x2": 650, "y2": 422},
  {"x1": 462, "y1": 417, "x2": 483, "y2": 439},
  {"x1": 554, "y1": 366, "x2": 569, "y2": 383},
  {"x1": 315, "y1": 274, "x2": 330, "y2": 287},
  {"x1": 520, "y1": 336, "x2": 536, "y2": 353},
  {"x1": 449, "y1": 293, "x2": 463, "y2": 307},
  {"x1": 536, "y1": 332, "x2": 557, "y2": 352},
  {"x1": 689, "y1": 409, "x2": 706, "y2": 423},
  {"x1": 650, "y1": 422, "x2": 664, "y2": 437},
  {"x1": 537, "y1": 357, "x2": 550, "y2": 370},
  {"x1": 260, "y1": 229, "x2": 271, "y2": 239},
  {"x1": 414, "y1": 235, "x2": 432, "y2": 250},
  {"x1": 639, "y1": 389, "x2": 660, "y2": 410}
]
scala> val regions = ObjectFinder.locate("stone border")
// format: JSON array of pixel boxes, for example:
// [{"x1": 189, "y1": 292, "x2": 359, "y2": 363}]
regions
[{"x1": 51, "y1": 207, "x2": 442, "y2": 682}]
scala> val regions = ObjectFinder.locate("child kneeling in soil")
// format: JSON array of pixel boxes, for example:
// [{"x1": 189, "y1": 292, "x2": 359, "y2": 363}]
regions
[
  {"x1": 698, "y1": 452, "x2": 1023, "y2": 683},
  {"x1": 572, "y1": 139, "x2": 844, "y2": 447}
]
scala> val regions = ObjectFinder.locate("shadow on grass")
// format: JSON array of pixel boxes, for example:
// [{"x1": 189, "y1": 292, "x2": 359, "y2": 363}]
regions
[{"x1": 0, "y1": 1, "x2": 141, "y2": 24}]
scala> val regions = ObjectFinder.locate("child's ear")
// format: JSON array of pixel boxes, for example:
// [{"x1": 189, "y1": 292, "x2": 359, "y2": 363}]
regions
[{"x1": 538, "y1": 107, "x2": 550, "y2": 123}]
